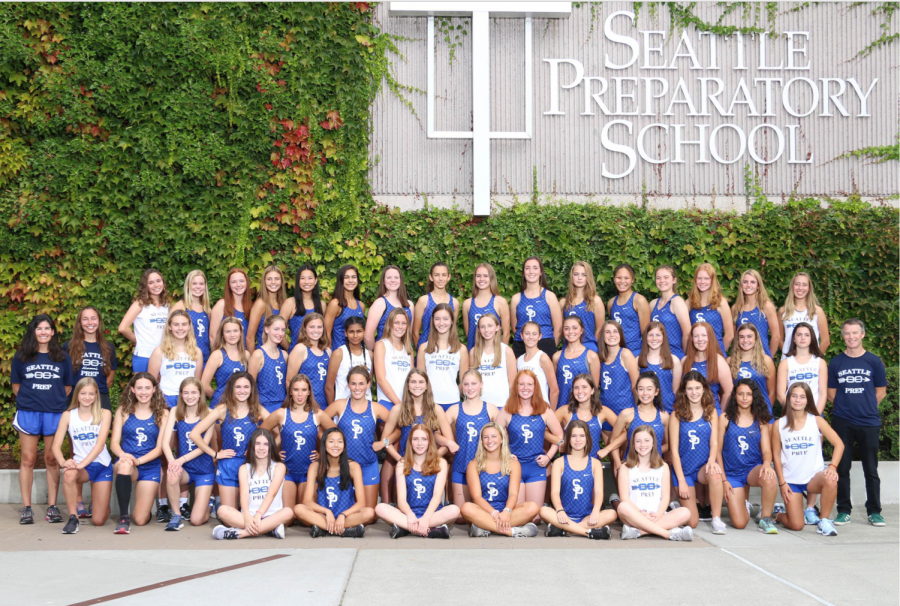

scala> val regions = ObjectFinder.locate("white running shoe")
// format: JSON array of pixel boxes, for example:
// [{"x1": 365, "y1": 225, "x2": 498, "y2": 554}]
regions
[
  {"x1": 620, "y1": 524, "x2": 641, "y2": 540},
  {"x1": 512, "y1": 522, "x2": 538, "y2": 538},
  {"x1": 711, "y1": 516, "x2": 727, "y2": 535}
]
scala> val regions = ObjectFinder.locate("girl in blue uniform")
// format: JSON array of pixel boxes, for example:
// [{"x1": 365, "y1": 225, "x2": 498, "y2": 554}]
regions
[
  {"x1": 419, "y1": 303, "x2": 468, "y2": 411},
  {"x1": 202, "y1": 317, "x2": 249, "y2": 408},
  {"x1": 294, "y1": 427, "x2": 375, "y2": 537},
  {"x1": 510, "y1": 257, "x2": 562, "y2": 359},
  {"x1": 51, "y1": 378, "x2": 113, "y2": 532},
  {"x1": 283, "y1": 265, "x2": 325, "y2": 352},
  {"x1": 463, "y1": 262, "x2": 511, "y2": 349},
  {"x1": 161, "y1": 378, "x2": 215, "y2": 529},
  {"x1": 210, "y1": 268, "x2": 252, "y2": 347},
  {"x1": 248, "y1": 265, "x2": 287, "y2": 353},
  {"x1": 325, "y1": 316, "x2": 373, "y2": 403},
  {"x1": 376, "y1": 425, "x2": 461, "y2": 538},
  {"x1": 688, "y1": 263, "x2": 734, "y2": 355},
  {"x1": 598, "y1": 321, "x2": 639, "y2": 437},
  {"x1": 552, "y1": 316, "x2": 600, "y2": 411},
  {"x1": 683, "y1": 322, "x2": 732, "y2": 414},
  {"x1": 610, "y1": 372, "x2": 670, "y2": 466},
  {"x1": 286, "y1": 313, "x2": 331, "y2": 408},
  {"x1": 12, "y1": 314, "x2": 74, "y2": 525},
  {"x1": 190, "y1": 372, "x2": 269, "y2": 511},
  {"x1": 414, "y1": 262, "x2": 460, "y2": 350},
  {"x1": 607, "y1": 263, "x2": 650, "y2": 357},
  {"x1": 249, "y1": 315, "x2": 288, "y2": 413},
  {"x1": 616, "y1": 426, "x2": 693, "y2": 541},
  {"x1": 638, "y1": 322, "x2": 682, "y2": 413},
  {"x1": 64, "y1": 306, "x2": 117, "y2": 412},
  {"x1": 717, "y1": 379, "x2": 779, "y2": 533},
  {"x1": 732, "y1": 269, "x2": 781, "y2": 357},
  {"x1": 110, "y1": 373, "x2": 169, "y2": 534},
  {"x1": 365, "y1": 265, "x2": 415, "y2": 350},
  {"x1": 728, "y1": 324, "x2": 776, "y2": 418},
  {"x1": 261, "y1": 374, "x2": 335, "y2": 523},
  {"x1": 119, "y1": 269, "x2": 170, "y2": 372},
  {"x1": 461, "y1": 423, "x2": 540, "y2": 537},
  {"x1": 324, "y1": 264, "x2": 366, "y2": 351},
  {"x1": 648, "y1": 265, "x2": 690, "y2": 359},
  {"x1": 212, "y1": 428, "x2": 294, "y2": 540},
  {"x1": 669, "y1": 371, "x2": 725, "y2": 533},
  {"x1": 382, "y1": 370, "x2": 458, "y2": 503},
  {"x1": 148, "y1": 310, "x2": 204, "y2": 408},
  {"x1": 323, "y1": 367, "x2": 391, "y2": 514},
  {"x1": 556, "y1": 374, "x2": 618, "y2": 460},
  {"x1": 171, "y1": 270, "x2": 213, "y2": 365},
  {"x1": 540, "y1": 420, "x2": 616, "y2": 539},
  {"x1": 559, "y1": 261, "x2": 605, "y2": 353},
  {"x1": 446, "y1": 370, "x2": 500, "y2": 510},
  {"x1": 497, "y1": 370, "x2": 565, "y2": 516}
]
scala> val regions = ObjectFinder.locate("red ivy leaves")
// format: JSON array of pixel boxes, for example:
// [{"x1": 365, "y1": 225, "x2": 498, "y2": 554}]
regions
[
  {"x1": 352, "y1": 3, "x2": 370, "y2": 12},
  {"x1": 319, "y1": 110, "x2": 343, "y2": 130}
]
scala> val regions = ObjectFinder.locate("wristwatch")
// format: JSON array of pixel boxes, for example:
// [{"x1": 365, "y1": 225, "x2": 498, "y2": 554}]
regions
[
  {"x1": 557, "y1": 439, "x2": 564, "y2": 448},
  {"x1": 503, "y1": 507, "x2": 512, "y2": 513},
  {"x1": 382, "y1": 438, "x2": 390, "y2": 448}
]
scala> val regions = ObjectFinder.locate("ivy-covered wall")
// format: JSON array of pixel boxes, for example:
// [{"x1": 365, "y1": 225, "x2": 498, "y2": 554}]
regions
[{"x1": 0, "y1": 4, "x2": 897, "y2": 457}]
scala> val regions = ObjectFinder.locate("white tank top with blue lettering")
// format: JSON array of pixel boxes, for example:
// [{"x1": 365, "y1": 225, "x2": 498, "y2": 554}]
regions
[
  {"x1": 627, "y1": 465, "x2": 664, "y2": 513},
  {"x1": 478, "y1": 344, "x2": 510, "y2": 408},
  {"x1": 133, "y1": 304, "x2": 169, "y2": 357},
  {"x1": 782, "y1": 309, "x2": 820, "y2": 355},
  {"x1": 245, "y1": 462, "x2": 283, "y2": 518},
  {"x1": 778, "y1": 413, "x2": 824, "y2": 485},
  {"x1": 376, "y1": 340, "x2": 412, "y2": 403},
  {"x1": 68, "y1": 410, "x2": 111, "y2": 466},
  {"x1": 785, "y1": 355, "x2": 821, "y2": 407}
]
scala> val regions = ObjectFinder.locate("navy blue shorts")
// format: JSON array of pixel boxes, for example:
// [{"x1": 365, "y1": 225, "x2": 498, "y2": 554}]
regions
[
  {"x1": 14, "y1": 410, "x2": 63, "y2": 436},
  {"x1": 85, "y1": 461, "x2": 113, "y2": 483}
]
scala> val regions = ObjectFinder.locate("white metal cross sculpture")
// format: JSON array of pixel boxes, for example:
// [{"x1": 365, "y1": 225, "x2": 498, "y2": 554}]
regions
[{"x1": 389, "y1": 2, "x2": 572, "y2": 215}]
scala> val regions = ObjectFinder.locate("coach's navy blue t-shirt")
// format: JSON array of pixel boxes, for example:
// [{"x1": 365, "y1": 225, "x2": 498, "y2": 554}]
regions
[
  {"x1": 63, "y1": 341, "x2": 118, "y2": 394},
  {"x1": 828, "y1": 351, "x2": 886, "y2": 427},
  {"x1": 11, "y1": 351, "x2": 74, "y2": 413}
]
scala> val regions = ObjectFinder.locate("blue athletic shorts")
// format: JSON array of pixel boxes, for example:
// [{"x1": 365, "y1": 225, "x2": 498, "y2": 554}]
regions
[
  {"x1": 164, "y1": 394, "x2": 178, "y2": 408},
  {"x1": 451, "y1": 470, "x2": 467, "y2": 485},
  {"x1": 186, "y1": 472, "x2": 215, "y2": 487},
  {"x1": 261, "y1": 400, "x2": 282, "y2": 414},
  {"x1": 215, "y1": 457, "x2": 245, "y2": 488},
  {"x1": 725, "y1": 468, "x2": 754, "y2": 488},
  {"x1": 437, "y1": 402, "x2": 459, "y2": 412},
  {"x1": 85, "y1": 461, "x2": 113, "y2": 483},
  {"x1": 117, "y1": 459, "x2": 161, "y2": 483},
  {"x1": 788, "y1": 482, "x2": 808, "y2": 494},
  {"x1": 673, "y1": 469, "x2": 699, "y2": 488},
  {"x1": 13, "y1": 410, "x2": 62, "y2": 436},
  {"x1": 520, "y1": 459, "x2": 548, "y2": 484},
  {"x1": 132, "y1": 355, "x2": 150, "y2": 373},
  {"x1": 360, "y1": 461, "x2": 380, "y2": 486},
  {"x1": 378, "y1": 399, "x2": 394, "y2": 412}
]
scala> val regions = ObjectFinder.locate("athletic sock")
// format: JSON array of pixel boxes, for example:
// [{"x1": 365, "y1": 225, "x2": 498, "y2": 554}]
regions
[
  {"x1": 179, "y1": 497, "x2": 189, "y2": 507},
  {"x1": 158, "y1": 498, "x2": 168, "y2": 507},
  {"x1": 115, "y1": 475, "x2": 132, "y2": 517}
]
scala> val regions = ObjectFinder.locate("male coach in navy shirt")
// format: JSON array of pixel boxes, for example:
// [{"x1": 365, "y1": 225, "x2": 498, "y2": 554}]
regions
[{"x1": 827, "y1": 318, "x2": 887, "y2": 527}]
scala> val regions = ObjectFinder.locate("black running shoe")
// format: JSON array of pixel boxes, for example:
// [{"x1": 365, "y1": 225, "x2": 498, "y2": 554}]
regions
[
  {"x1": 697, "y1": 504, "x2": 713, "y2": 521},
  {"x1": 19, "y1": 507, "x2": 34, "y2": 525},
  {"x1": 45, "y1": 504, "x2": 63, "y2": 523},
  {"x1": 180, "y1": 502, "x2": 191, "y2": 519},
  {"x1": 390, "y1": 523, "x2": 410, "y2": 539},
  {"x1": 427, "y1": 524, "x2": 451, "y2": 539},
  {"x1": 588, "y1": 526, "x2": 611, "y2": 540},
  {"x1": 545, "y1": 524, "x2": 567, "y2": 537},
  {"x1": 342, "y1": 524, "x2": 366, "y2": 538},
  {"x1": 62, "y1": 514, "x2": 79, "y2": 535},
  {"x1": 309, "y1": 525, "x2": 326, "y2": 538},
  {"x1": 114, "y1": 516, "x2": 131, "y2": 535},
  {"x1": 156, "y1": 504, "x2": 172, "y2": 523}
]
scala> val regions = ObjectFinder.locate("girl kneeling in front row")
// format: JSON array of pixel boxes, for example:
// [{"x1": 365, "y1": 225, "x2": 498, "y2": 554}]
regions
[
  {"x1": 460, "y1": 423, "x2": 540, "y2": 538},
  {"x1": 772, "y1": 383, "x2": 844, "y2": 536},
  {"x1": 375, "y1": 424, "x2": 461, "y2": 538},
  {"x1": 294, "y1": 427, "x2": 375, "y2": 538},
  {"x1": 617, "y1": 425, "x2": 693, "y2": 541},
  {"x1": 540, "y1": 419, "x2": 616, "y2": 539},
  {"x1": 212, "y1": 428, "x2": 294, "y2": 540}
]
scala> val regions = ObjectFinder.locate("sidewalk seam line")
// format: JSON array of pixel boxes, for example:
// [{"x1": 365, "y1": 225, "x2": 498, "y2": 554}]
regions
[{"x1": 720, "y1": 548, "x2": 835, "y2": 606}]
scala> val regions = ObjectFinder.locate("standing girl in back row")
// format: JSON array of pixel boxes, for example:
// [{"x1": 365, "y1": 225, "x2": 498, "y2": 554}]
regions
[
  {"x1": 119, "y1": 269, "x2": 170, "y2": 372},
  {"x1": 559, "y1": 261, "x2": 604, "y2": 353},
  {"x1": 510, "y1": 257, "x2": 562, "y2": 359}
]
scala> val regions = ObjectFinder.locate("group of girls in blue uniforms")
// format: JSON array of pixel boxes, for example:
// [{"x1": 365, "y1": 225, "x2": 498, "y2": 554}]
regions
[{"x1": 10, "y1": 258, "x2": 846, "y2": 539}]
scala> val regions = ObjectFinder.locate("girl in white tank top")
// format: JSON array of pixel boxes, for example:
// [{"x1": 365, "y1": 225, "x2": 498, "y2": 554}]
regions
[
  {"x1": 470, "y1": 313, "x2": 515, "y2": 408},
  {"x1": 772, "y1": 383, "x2": 844, "y2": 534},
  {"x1": 133, "y1": 305, "x2": 169, "y2": 357},
  {"x1": 148, "y1": 310, "x2": 202, "y2": 407},
  {"x1": 333, "y1": 344, "x2": 372, "y2": 401},
  {"x1": 211, "y1": 429, "x2": 294, "y2": 540},
  {"x1": 419, "y1": 303, "x2": 467, "y2": 408},
  {"x1": 374, "y1": 309, "x2": 414, "y2": 409},
  {"x1": 615, "y1": 425, "x2": 693, "y2": 541},
  {"x1": 515, "y1": 321, "x2": 558, "y2": 406},
  {"x1": 776, "y1": 322, "x2": 828, "y2": 414},
  {"x1": 65, "y1": 385, "x2": 112, "y2": 467}
]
